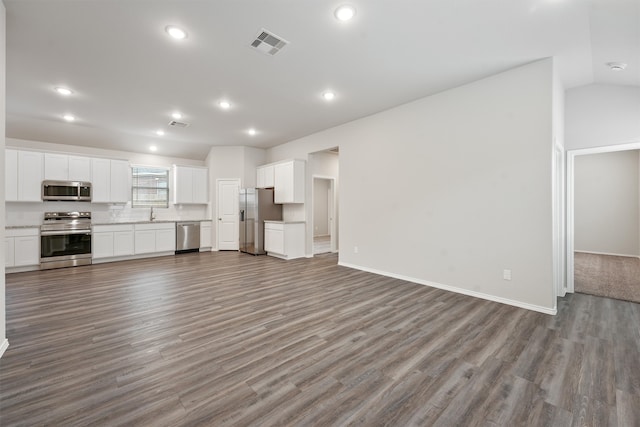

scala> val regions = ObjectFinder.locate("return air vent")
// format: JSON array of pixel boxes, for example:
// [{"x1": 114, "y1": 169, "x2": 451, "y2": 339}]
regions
[
  {"x1": 250, "y1": 29, "x2": 289, "y2": 56},
  {"x1": 168, "y1": 120, "x2": 189, "y2": 128}
]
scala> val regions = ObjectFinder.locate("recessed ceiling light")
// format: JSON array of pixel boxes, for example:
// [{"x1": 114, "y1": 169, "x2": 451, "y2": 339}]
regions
[
  {"x1": 63, "y1": 114, "x2": 75, "y2": 122},
  {"x1": 172, "y1": 112, "x2": 183, "y2": 120},
  {"x1": 149, "y1": 145, "x2": 158, "y2": 152},
  {"x1": 334, "y1": 5, "x2": 356, "y2": 21},
  {"x1": 156, "y1": 130, "x2": 165, "y2": 136},
  {"x1": 607, "y1": 62, "x2": 627, "y2": 71},
  {"x1": 322, "y1": 91, "x2": 336, "y2": 101},
  {"x1": 55, "y1": 87, "x2": 73, "y2": 96},
  {"x1": 165, "y1": 25, "x2": 187, "y2": 40},
  {"x1": 248, "y1": 128, "x2": 257, "y2": 136},
  {"x1": 219, "y1": 100, "x2": 231, "y2": 109}
]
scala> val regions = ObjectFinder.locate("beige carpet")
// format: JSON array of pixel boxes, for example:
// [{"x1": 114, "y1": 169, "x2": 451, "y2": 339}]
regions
[{"x1": 574, "y1": 252, "x2": 640, "y2": 304}]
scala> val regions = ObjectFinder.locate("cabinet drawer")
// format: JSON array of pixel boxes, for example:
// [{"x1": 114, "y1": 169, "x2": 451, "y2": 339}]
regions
[
  {"x1": 265, "y1": 222, "x2": 284, "y2": 231},
  {"x1": 134, "y1": 222, "x2": 175, "y2": 231},
  {"x1": 6, "y1": 228, "x2": 39, "y2": 238},
  {"x1": 93, "y1": 224, "x2": 134, "y2": 233}
]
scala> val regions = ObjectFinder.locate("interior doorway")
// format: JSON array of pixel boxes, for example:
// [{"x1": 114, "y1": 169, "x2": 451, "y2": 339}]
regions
[
  {"x1": 313, "y1": 177, "x2": 335, "y2": 254},
  {"x1": 567, "y1": 142, "x2": 640, "y2": 302}
]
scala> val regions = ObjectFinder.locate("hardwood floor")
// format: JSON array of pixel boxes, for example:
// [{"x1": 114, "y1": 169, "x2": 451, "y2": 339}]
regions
[{"x1": 1, "y1": 252, "x2": 639, "y2": 426}]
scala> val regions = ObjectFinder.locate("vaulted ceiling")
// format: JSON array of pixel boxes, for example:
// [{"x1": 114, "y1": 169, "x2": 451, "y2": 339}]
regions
[{"x1": 5, "y1": 0, "x2": 639, "y2": 160}]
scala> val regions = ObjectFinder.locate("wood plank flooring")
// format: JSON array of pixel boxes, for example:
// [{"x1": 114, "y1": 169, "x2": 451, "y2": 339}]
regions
[{"x1": 1, "y1": 251, "x2": 639, "y2": 426}]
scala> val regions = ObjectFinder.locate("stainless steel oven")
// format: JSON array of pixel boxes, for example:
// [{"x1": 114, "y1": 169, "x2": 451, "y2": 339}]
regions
[{"x1": 40, "y1": 212, "x2": 92, "y2": 270}]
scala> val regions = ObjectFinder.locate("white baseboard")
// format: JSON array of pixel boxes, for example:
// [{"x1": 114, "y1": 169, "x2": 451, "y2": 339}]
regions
[
  {"x1": 338, "y1": 262, "x2": 557, "y2": 315},
  {"x1": 0, "y1": 339, "x2": 9, "y2": 359},
  {"x1": 575, "y1": 250, "x2": 640, "y2": 259}
]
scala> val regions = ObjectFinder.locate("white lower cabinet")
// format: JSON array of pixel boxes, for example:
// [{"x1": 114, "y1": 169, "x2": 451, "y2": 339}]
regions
[
  {"x1": 93, "y1": 224, "x2": 134, "y2": 259},
  {"x1": 264, "y1": 221, "x2": 305, "y2": 260},
  {"x1": 134, "y1": 223, "x2": 175, "y2": 255},
  {"x1": 5, "y1": 228, "x2": 40, "y2": 267},
  {"x1": 200, "y1": 221, "x2": 212, "y2": 249},
  {"x1": 113, "y1": 231, "x2": 135, "y2": 256},
  {"x1": 93, "y1": 222, "x2": 174, "y2": 261},
  {"x1": 5, "y1": 237, "x2": 15, "y2": 267},
  {"x1": 155, "y1": 228, "x2": 176, "y2": 252}
]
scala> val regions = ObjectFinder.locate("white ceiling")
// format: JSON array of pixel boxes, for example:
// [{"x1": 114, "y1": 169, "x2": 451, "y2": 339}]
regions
[{"x1": 5, "y1": 0, "x2": 639, "y2": 160}]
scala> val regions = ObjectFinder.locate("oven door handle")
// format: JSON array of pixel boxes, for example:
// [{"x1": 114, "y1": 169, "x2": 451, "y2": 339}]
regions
[{"x1": 40, "y1": 230, "x2": 92, "y2": 236}]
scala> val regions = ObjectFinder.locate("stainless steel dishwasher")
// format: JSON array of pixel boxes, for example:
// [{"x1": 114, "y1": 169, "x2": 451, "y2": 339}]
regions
[{"x1": 176, "y1": 221, "x2": 201, "y2": 253}]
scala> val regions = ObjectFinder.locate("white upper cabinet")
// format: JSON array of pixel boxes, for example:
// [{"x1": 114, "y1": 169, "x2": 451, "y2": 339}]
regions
[
  {"x1": 5, "y1": 149, "x2": 130, "y2": 204},
  {"x1": 44, "y1": 153, "x2": 92, "y2": 181},
  {"x1": 256, "y1": 165, "x2": 275, "y2": 189},
  {"x1": 91, "y1": 158, "x2": 110, "y2": 202},
  {"x1": 110, "y1": 160, "x2": 130, "y2": 203},
  {"x1": 18, "y1": 151, "x2": 44, "y2": 202},
  {"x1": 274, "y1": 160, "x2": 305, "y2": 203},
  {"x1": 91, "y1": 158, "x2": 130, "y2": 203},
  {"x1": 5, "y1": 149, "x2": 18, "y2": 201},
  {"x1": 173, "y1": 165, "x2": 208, "y2": 204},
  {"x1": 68, "y1": 156, "x2": 92, "y2": 181},
  {"x1": 44, "y1": 153, "x2": 69, "y2": 180}
]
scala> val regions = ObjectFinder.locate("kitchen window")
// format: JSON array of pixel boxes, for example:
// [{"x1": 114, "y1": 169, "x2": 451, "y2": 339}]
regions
[{"x1": 131, "y1": 166, "x2": 169, "y2": 208}]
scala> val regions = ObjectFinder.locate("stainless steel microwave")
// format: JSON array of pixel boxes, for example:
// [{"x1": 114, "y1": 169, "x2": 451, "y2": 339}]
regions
[{"x1": 42, "y1": 180, "x2": 92, "y2": 201}]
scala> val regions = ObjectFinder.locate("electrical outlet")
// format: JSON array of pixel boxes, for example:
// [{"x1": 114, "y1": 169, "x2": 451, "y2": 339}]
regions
[
  {"x1": 354, "y1": 246, "x2": 359, "y2": 254},
  {"x1": 503, "y1": 269, "x2": 512, "y2": 281}
]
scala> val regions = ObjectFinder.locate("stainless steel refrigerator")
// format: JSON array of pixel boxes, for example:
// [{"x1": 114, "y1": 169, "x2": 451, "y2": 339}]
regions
[{"x1": 239, "y1": 188, "x2": 282, "y2": 255}]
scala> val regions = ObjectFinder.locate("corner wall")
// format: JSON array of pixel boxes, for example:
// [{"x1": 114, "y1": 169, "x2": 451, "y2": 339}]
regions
[
  {"x1": 565, "y1": 84, "x2": 640, "y2": 150},
  {"x1": 1, "y1": 2, "x2": 8, "y2": 357},
  {"x1": 269, "y1": 59, "x2": 556, "y2": 313},
  {"x1": 205, "y1": 146, "x2": 266, "y2": 248}
]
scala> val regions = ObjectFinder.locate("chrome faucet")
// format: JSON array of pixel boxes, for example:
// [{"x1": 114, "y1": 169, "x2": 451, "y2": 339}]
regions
[{"x1": 150, "y1": 206, "x2": 156, "y2": 222}]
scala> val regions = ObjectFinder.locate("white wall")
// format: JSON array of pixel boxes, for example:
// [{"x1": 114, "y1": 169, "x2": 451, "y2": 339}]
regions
[
  {"x1": 5, "y1": 138, "x2": 208, "y2": 226},
  {"x1": 566, "y1": 84, "x2": 640, "y2": 150},
  {"x1": 269, "y1": 59, "x2": 556, "y2": 313},
  {"x1": 313, "y1": 178, "x2": 330, "y2": 236},
  {"x1": 0, "y1": 2, "x2": 7, "y2": 358},
  {"x1": 205, "y1": 146, "x2": 266, "y2": 249},
  {"x1": 575, "y1": 150, "x2": 640, "y2": 257}
]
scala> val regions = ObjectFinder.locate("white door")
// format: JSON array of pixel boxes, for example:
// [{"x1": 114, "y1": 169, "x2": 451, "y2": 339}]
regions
[{"x1": 217, "y1": 179, "x2": 240, "y2": 250}]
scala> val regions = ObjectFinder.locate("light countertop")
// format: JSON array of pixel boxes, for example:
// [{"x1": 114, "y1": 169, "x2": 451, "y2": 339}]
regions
[
  {"x1": 264, "y1": 220, "x2": 306, "y2": 224},
  {"x1": 6, "y1": 219, "x2": 213, "y2": 229},
  {"x1": 92, "y1": 219, "x2": 211, "y2": 226}
]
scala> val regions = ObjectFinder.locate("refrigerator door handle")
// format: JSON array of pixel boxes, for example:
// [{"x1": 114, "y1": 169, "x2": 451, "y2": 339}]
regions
[{"x1": 240, "y1": 209, "x2": 245, "y2": 221}]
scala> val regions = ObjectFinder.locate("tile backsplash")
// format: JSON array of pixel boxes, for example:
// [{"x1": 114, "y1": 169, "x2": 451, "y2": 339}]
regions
[{"x1": 6, "y1": 201, "x2": 208, "y2": 226}]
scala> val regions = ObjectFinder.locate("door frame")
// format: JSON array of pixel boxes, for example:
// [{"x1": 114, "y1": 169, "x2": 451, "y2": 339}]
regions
[
  {"x1": 216, "y1": 178, "x2": 241, "y2": 251},
  {"x1": 566, "y1": 140, "x2": 640, "y2": 293},
  {"x1": 552, "y1": 143, "x2": 566, "y2": 298},
  {"x1": 311, "y1": 175, "x2": 337, "y2": 254}
]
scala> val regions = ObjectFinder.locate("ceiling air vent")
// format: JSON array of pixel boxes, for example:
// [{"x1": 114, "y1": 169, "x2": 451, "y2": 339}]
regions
[
  {"x1": 169, "y1": 120, "x2": 189, "y2": 128},
  {"x1": 251, "y1": 29, "x2": 289, "y2": 56}
]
